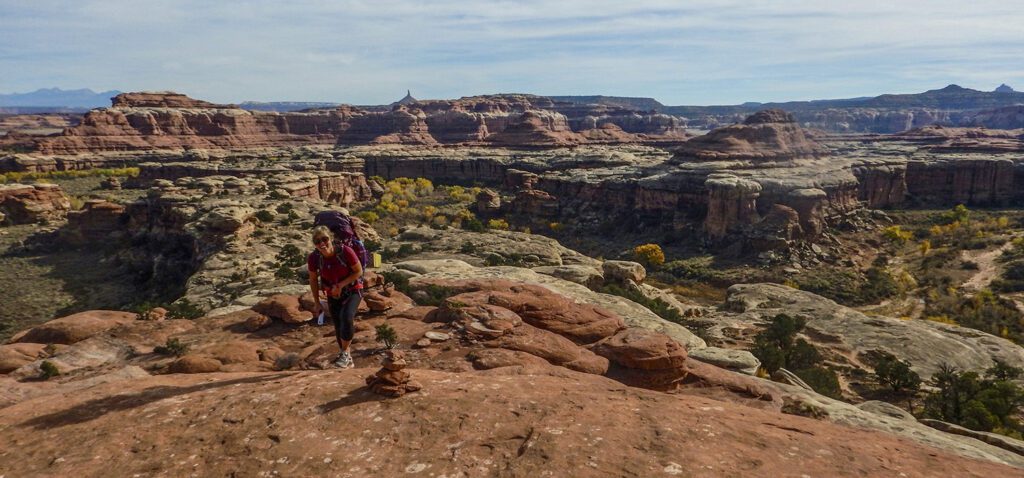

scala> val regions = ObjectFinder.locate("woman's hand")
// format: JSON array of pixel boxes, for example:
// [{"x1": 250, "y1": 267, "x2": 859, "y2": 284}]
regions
[{"x1": 312, "y1": 298, "x2": 323, "y2": 317}]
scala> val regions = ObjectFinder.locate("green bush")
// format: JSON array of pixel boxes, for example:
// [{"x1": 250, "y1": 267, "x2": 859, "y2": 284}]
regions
[
  {"x1": 154, "y1": 338, "x2": 189, "y2": 357},
  {"x1": 381, "y1": 270, "x2": 410, "y2": 294},
  {"x1": 794, "y1": 367, "x2": 843, "y2": 399},
  {"x1": 166, "y1": 299, "x2": 204, "y2": 320},
  {"x1": 462, "y1": 217, "x2": 486, "y2": 232},
  {"x1": 39, "y1": 360, "x2": 60, "y2": 380},
  {"x1": 924, "y1": 288, "x2": 1023, "y2": 343},
  {"x1": 375, "y1": 323, "x2": 399, "y2": 349},
  {"x1": 749, "y1": 313, "x2": 842, "y2": 398},
  {"x1": 254, "y1": 210, "x2": 275, "y2": 222},
  {"x1": 923, "y1": 362, "x2": 1024, "y2": 437},
  {"x1": 874, "y1": 354, "x2": 922, "y2": 395},
  {"x1": 274, "y1": 353, "x2": 301, "y2": 371},
  {"x1": 599, "y1": 284, "x2": 686, "y2": 326},
  {"x1": 416, "y1": 285, "x2": 455, "y2": 306}
]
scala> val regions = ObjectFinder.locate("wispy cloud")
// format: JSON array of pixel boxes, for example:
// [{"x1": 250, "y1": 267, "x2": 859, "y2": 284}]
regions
[{"x1": 1, "y1": 0, "x2": 1022, "y2": 104}]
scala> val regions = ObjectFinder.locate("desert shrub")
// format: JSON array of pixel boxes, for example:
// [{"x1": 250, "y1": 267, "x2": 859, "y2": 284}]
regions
[
  {"x1": 415, "y1": 285, "x2": 455, "y2": 306},
  {"x1": 749, "y1": 313, "x2": 842, "y2": 399},
  {"x1": 446, "y1": 185, "x2": 474, "y2": 202},
  {"x1": 357, "y1": 211, "x2": 379, "y2": 224},
  {"x1": 939, "y1": 204, "x2": 971, "y2": 225},
  {"x1": 993, "y1": 260, "x2": 1024, "y2": 292},
  {"x1": 487, "y1": 218, "x2": 510, "y2": 230},
  {"x1": 275, "y1": 202, "x2": 294, "y2": 214},
  {"x1": 924, "y1": 288, "x2": 1023, "y2": 343},
  {"x1": 154, "y1": 338, "x2": 189, "y2": 357},
  {"x1": 600, "y1": 284, "x2": 683, "y2": 325},
  {"x1": 274, "y1": 353, "x2": 301, "y2": 371},
  {"x1": 874, "y1": 354, "x2": 921, "y2": 395},
  {"x1": 795, "y1": 367, "x2": 843, "y2": 399},
  {"x1": 922, "y1": 362, "x2": 1024, "y2": 437},
  {"x1": 166, "y1": 299, "x2": 204, "y2": 320},
  {"x1": 380, "y1": 270, "x2": 411, "y2": 294},
  {"x1": 274, "y1": 244, "x2": 306, "y2": 281},
  {"x1": 396, "y1": 243, "x2": 416, "y2": 257},
  {"x1": 0, "y1": 167, "x2": 140, "y2": 184},
  {"x1": 414, "y1": 177, "x2": 434, "y2": 195},
  {"x1": 661, "y1": 257, "x2": 732, "y2": 285},
  {"x1": 462, "y1": 217, "x2": 486, "y2": 232},
  {"x1": 882, "y1": 225, "x2": 913, "y2": 243},
  {"x1": 254, "y1": 209, "x2": 275, "y2": 223},
  {"x1": 794, "y1": 268, "x2": 897, "y2": 306},
  {"x1": 459, "y1": 242, "x2": 479, "y2": 254},
  {"x1": 485, "y1": 253, "x2": 529, "y2": 267},
  {"x1": 39, "y1": 360, "x2": 60, "y2": 380},
  {"x1": 68, "y1": 196, "x2": 86, "y2": 210},
  {"x1": 375, "y1": 323, "x2": 399, "y2": 349},
  {"x1": 633, "y1": 244, "x2": 665, "y2": 268}
]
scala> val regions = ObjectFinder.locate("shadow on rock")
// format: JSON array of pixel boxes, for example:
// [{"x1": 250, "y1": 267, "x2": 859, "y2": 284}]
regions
[
  {"x1": 21, "y1": 373, "x2": 292, "y2": 430},
  {"x1": 317, "y1": 386, "x2": 382, "y2": 413}
]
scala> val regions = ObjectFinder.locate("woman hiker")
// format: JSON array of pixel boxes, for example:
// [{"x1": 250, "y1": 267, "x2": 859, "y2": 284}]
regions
[{"x1": 308, "y1": 225, "x2": 363, "y2": 368}]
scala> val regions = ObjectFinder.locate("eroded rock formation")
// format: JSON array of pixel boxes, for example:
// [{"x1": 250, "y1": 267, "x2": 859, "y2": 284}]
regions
[
  {"x1": 14, "y1": 92, "x2": 690, "y2": 154},
  {"x1": 0, "y1": 182, "x2": 71, "y2": 224}
]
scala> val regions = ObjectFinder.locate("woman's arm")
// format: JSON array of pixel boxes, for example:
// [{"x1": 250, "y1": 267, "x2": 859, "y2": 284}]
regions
[
  {"x1": 308, "y1": 270, "x2": 322, "y2": 314},
  {"x1": 332, "y1": 260, "x2": 363, "y2": 291}
]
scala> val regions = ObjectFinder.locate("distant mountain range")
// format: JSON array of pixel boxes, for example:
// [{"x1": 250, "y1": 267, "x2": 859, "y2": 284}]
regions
[
  {"x1": 0, "y1": 87, "x2": 121, "y2": 108},
  {"x1": 548, "y1": 95, "x2": 665, "y2": 111},
  {"x1": 238, "y1": 101, "x2": 340, "y2": 112},
  {"x1": 660, "y1": 84, "x2": 1024, "y2": 117},
  {"x1": 5, "y1": 84, "x2": 1023, "y2": 132}
]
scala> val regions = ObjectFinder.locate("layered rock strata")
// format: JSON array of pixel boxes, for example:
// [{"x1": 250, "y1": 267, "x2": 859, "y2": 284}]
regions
[{"x1": 12, "y1": 92, "x2": 690, "y2": 154}]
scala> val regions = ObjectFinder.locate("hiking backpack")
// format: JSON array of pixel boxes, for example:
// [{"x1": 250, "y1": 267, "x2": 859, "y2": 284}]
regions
[{"x1": 313, "y1": 210, "x2": 371, "y2": 270}]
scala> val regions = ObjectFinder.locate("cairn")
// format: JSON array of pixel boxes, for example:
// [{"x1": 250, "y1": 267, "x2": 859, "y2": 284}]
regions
[{"x1": 365, "y1": 350, "x2": 422, "y2": 397}]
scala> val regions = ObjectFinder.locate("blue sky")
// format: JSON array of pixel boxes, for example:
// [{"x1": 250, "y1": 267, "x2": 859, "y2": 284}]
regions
[{"x1": 2, "y1": 0, "x2": 1022, "y2": 105}]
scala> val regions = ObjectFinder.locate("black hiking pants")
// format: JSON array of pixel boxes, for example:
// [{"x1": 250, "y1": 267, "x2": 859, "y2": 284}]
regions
[{"x1": 328, "y1": 291, "x2": 361, "y2": 343}]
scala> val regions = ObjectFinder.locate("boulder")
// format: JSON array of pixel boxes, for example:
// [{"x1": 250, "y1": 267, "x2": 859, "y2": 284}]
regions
[
  {"x1": 602, "y1": 261, "x2": 646, "y2": 284},
  {"x1": 0, "y1": 183, "x2": 71, "y2": 224},
  {"x1": 252, "y1": 294, "x2": 310, "y2": 324},
  {"x1": 688, "y1": 347, "x2": 760, "y2": 375},
  {"x1": 202, "y1": 341, "x2": 260, "y2": 365},
  {"x1": 0, "y1": 343, "x2": 47, "y2": 374},
  {"x1": 168, "y1": 355, "x2": 223, "y2": 374},
  {"x1": 592, "y1": 328, "x2": 688, "y2": 371},
  {"x1": 244, "y1": 314, "x2": 272, "y2": 332},
  {"x1": 14, "y1": 311, "x2": 137, "y2": 345},
  {"x1": 532, "y1": 264, "x2": 604, "y2": 289}
]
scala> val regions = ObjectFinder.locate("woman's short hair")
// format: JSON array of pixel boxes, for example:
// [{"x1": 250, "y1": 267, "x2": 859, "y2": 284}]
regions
[{"x1": 311, "y1": 225, "x2": 332, "y2": 244}]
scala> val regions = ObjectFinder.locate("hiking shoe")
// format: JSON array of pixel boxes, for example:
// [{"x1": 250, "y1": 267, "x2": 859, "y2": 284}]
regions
[{"x1": 333, "y1": 351, "x2": 354, "y2": 369}]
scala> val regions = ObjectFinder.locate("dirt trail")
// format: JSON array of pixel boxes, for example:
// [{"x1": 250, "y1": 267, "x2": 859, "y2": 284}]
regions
[{"x1": 960, "y1": 239, "x2": 1016, "y2": 292}]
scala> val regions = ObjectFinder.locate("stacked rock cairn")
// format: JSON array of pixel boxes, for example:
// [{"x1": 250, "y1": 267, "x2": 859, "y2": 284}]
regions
[{"x1": 365, "y1": 350, "x2": 422, "y2": 397}]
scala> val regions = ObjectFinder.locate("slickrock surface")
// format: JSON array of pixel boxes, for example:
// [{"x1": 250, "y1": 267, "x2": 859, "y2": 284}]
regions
[
  {"x1": 700, "y1": 283, "x2": 1024, "y2": 380},
  {"x1": 1, "y1": 368, "x2": 1022, "y2": 477}
]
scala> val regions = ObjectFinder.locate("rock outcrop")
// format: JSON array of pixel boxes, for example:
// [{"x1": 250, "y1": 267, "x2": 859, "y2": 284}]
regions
[
  {"x1": 0, "y1": 182, "x2": 71, "y2": 224},
  {"x1": 20, "y1": 92, "x2": 690, "y2": 154},
  {"x1": 699, "y1": 283, "x2": 1024, "y2": 381},
  {"x1": 34, "y1": 93, "x2": 342, "y2": 154},
  {"x1": 4, "y1": 367, "x2": 1024, "y2": 476}
]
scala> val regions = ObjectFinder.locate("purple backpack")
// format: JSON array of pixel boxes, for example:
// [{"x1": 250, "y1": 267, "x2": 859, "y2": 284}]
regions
[{"x1": 313, "y1": 211, "x2": 370, "y2": 270}]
